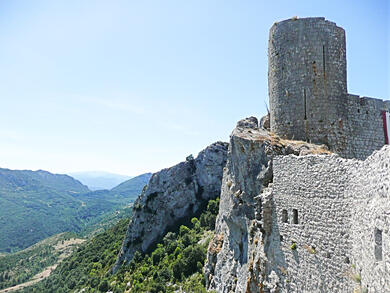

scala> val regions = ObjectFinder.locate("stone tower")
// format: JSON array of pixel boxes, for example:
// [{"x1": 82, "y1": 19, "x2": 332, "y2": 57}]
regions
[{"x1": 268, "y1": 17, "x2": 348, "y2": 148}]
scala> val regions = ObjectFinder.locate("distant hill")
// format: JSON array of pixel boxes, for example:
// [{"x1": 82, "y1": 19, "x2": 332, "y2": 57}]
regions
[
  {"x1": 69, "y1": 171, "x2": 132, "y2": 190},
  {"x1": 0, "y1": 168, "x2": 150, "y2": 253},
  {"x1": 0, "y1": 168, "x2": 89, "y2": 194},
  {"x1": 110, "y1": 173, "x2": 152, "y2": 199},
  {"x1": 73, "y1": 173, "x2": 152, "y2": 205}
]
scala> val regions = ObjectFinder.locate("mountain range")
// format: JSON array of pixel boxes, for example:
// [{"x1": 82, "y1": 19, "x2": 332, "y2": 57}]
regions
[
  {"x1": 0, "y1": 168, "x2": 151, "y2": 253},
  {"x1": 68, "y1": 171, "x2": 132, "y2": 190}
]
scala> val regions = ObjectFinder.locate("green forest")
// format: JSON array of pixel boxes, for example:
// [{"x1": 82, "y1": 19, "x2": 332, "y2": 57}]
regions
[
  {"x1": 0, "y1": 169, "x2": 150, "y2": 253},
  {"x1": 0, "y1": 232, "x2": 80, "y2": 290},
  {"x1": 19, "y1": 198, "x2": 219, "y2": 293}
]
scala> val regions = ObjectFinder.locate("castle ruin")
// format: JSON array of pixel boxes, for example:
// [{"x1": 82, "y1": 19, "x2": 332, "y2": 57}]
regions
[
  {"x1": 114, "y1": 16, "x2": 389, "y2": 293},
  {"x1": 205, "y1": 17, "x2": 389, "y2": 293},
  {"x1": 268, "y1": 17, "x2": 389, "y2": 159}
]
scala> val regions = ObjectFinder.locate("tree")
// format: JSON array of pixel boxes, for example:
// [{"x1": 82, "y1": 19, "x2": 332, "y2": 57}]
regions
[{"x1": 98, "y1": 279, "x2": 109, "y2": 292}]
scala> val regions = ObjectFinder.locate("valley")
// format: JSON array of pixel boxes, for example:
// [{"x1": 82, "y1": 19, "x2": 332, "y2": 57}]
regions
[
  {"x1": 0, "y1": 233, "x2": 84, "y2": 292},
  {"x1": 0, "y1": 169, "x2": 151, "y2": 253},
  {"x1": 0, "y1": 170, "x2": 151, "y2": 291}
]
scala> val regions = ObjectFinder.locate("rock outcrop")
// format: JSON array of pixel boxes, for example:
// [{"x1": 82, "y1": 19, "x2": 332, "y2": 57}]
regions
[
  {"x1": 204, "y1": 117, "x2": 330, "y2": 292},
  {"x1": 205, "y1": 117, "x2": 390, "y2": 293},
  {"x1": 113, "y1": 141, "x2": 228, "y2": 273}
]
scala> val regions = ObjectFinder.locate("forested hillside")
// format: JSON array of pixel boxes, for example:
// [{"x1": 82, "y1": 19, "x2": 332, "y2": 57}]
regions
[
  {"x1": 20, "y1": 198, "x2": 219, "y2": 293},
  {"x1": 110, "y1": 173, "x2": 152, "y2": 199},
  {"x1": 0, "y1": 232, "x2": 83, "y2": 290},
  {"x1": 0, "y1": 169, "x2": 150, "y2": 253}
]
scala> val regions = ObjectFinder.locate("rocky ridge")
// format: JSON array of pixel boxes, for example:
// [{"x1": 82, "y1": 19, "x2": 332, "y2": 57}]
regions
[
  {"x1": 113, "y1": 141, "x2": 228, "y2": 272},
  {"x1": 204, "y1": 117, "x2": 330, "y2": 292}
]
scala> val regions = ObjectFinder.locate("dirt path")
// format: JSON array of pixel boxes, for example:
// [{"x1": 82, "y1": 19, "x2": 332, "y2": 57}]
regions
[
  {"x1": 0, "y1": 238, "x2": 85, "y2": 293},
  {"x1": 0, "y1": 263, "x2": 58, "y2": 293}
]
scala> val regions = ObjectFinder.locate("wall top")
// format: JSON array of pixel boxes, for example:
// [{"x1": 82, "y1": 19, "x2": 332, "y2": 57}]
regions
[{"x1": 270, "y1": 17, "x2": 341, "y2": 31}]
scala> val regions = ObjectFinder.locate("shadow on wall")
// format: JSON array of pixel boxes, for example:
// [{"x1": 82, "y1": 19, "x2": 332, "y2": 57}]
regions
[{"x1": 265, "y1": 199, "x2": 290, "y2": 291}]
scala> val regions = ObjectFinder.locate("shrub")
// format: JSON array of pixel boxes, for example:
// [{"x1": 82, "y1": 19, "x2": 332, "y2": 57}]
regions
[{"x1": 180, "y1": 225, "x2": 191, "y2": 236}]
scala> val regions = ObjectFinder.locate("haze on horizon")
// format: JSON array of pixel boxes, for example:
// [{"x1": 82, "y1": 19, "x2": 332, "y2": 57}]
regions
[{"x1": 0, "y1": 0, "x2": 388, "y2": 176}]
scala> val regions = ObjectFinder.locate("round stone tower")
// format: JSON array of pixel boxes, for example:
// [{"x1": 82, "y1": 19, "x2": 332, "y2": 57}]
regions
[{"x1": 268, "y1": 17, "x2": 347, "y2": 146}]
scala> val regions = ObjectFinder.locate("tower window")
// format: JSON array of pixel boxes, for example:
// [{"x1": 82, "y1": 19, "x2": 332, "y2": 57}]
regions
[
  {"x1": 293, "y1": 209, "x2": 298, "y2": 224},
  {"x1": 282, "y1": 209, "x2": 288, "y2": 223},
  {"x1": 375, "y1": 228, "x2": 383, "y2": 261}
]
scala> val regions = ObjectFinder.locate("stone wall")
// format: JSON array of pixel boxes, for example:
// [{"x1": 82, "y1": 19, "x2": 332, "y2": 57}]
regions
[
  {"x1": 349, "y1": 146, "x2": 390, "y2": 292},
  {"x1": 271, "y1": 155, "x2": 355, "y2": 292},
  {"x1": 344, "y1": 95, "x2": 390, "y2": 159},
  {"x1": 270, "y1": 146, "x2": 390, "y2": 292},
  {"x1": 204, "y1": 118, "x2": 338, "y2": 293}
]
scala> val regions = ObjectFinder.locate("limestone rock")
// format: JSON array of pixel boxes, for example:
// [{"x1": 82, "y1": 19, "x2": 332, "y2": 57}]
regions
[
  {"x1": 112, "y1": 141, "x2": 228, "y2": 273},
  {"x1": 204, "y1": 117, "x2": 331, "y2": 292},
  {"x1": 260, "y1": 113, "x2": 270, "y2": 130},
  {"x1": 205, "y1": 117, "x2": 390, "y2": 293}
]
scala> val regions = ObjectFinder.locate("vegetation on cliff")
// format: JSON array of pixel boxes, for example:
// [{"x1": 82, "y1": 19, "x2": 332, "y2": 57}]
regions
[{"x1": 20, "y1": 198, "x2": 219, "y2": 293}]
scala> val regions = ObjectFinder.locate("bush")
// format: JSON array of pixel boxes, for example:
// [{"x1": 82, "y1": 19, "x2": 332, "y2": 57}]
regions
[
  {"x1": 98, "y1": 279, "x2": 109, "y2": 292},
  {"x1": 172, "y1": 258, "x2": 185, "y2": 280},
  {"x1": 180, "y1": 225, "x2": 191, "y2": 236},
  {"x1": 152, "y1": 245, "x2": 165, "y2": 265}
]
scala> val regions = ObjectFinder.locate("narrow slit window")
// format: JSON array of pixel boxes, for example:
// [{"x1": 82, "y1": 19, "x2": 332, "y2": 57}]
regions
[
  {"x1": 322, "y1": 45, "x2": 326, "y2": 77},
  {"x1": 282, "y1": 209, "x2": 288, "y2": 223},
  {"x1": 375, "y1": 228, "x2": 383, "y2": 261},
  {"x1": 293, "y1": 209, "x2": 298, "y2": 224},
  {"x1": 304, "y1": 88, "x2": 307, "y2": 120}
]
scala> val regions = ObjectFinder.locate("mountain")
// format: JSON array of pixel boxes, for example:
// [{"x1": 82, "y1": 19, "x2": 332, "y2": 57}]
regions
[
  {"x1": 69, "y1": 171, "x2": 132, "y2": 190},
  {"x1": 113, "y1": 142, "x2": 227, "y2": 272},
  {"x1": 0, "y1": 168, "x2": 89, "y2": 194},
  {"x1": 74, "y1": 173, "x2": 153, "y2": 205},
  {"x1": 12, "y1": 143, "x2": 225, "y2": 292},
  {"x1": 0, "y1": 169, "x2": 150, "y2": 253},
  {"x1": 110, "y1": 173, "x2": 152, "y2": 198}
]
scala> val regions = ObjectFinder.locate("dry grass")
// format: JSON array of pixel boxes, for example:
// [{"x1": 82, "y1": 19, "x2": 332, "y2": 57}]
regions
[
  {"x1": 208, "y1": 233, "x2": 224, "y2": 255},
  {"x1": 303, "y1": 244, "x2": 317, "y2": 254},
  {"x1": 278, "y1": 266, "x2": 288, "y2": 275},
  {"x1": 269, "y1": 132, "x2": 331, "y2": 155}
]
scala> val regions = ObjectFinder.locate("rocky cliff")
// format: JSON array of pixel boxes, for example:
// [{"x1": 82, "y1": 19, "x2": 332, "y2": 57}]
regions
[
  {"x1": 204, "y1": 116, "x2": 390, "y2": 293},
  {"x1": 204, "y1": 117, "x2": 330, "y2": 292},
  {"x1": 113, "y1": 141, "x2": 228, "y2": 273}
]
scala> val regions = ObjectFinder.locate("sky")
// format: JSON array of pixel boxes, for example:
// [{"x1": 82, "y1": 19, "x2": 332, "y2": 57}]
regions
[{"x1": 0, "y1": 0, "x2": 389, "y2": 176}]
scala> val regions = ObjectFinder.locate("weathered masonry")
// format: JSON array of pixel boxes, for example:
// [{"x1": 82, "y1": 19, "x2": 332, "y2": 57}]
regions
[
  {"x1": 268, "y1": 17, "x2": 390, "y2": 159},
  {"x1": 272, "y1": 146, "x2": 390, "y2": 292}
]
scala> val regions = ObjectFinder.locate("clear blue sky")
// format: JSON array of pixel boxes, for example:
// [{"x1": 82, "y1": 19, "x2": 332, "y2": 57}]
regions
[{"x1": 0, "y1": 0, "x2": 388, "y2": 176}]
